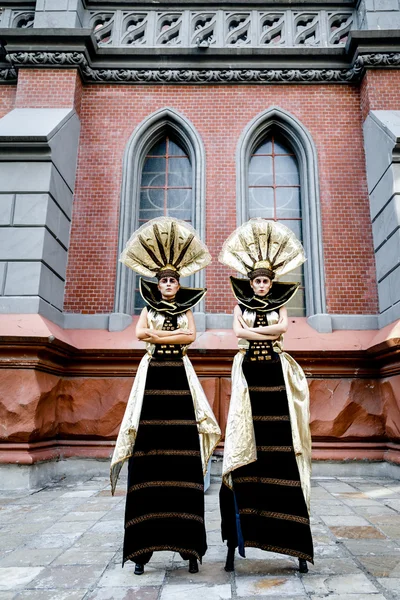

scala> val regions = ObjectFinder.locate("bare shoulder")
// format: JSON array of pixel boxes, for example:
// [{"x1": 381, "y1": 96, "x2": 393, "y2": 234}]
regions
[{"x1": 233, "y1": 304, "x2": 242, "y2": 316}]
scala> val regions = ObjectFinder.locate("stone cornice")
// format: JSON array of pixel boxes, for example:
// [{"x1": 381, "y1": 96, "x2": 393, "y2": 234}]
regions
[{"x1": 1, "y1": 28, "x2": 400, "y2": 84}]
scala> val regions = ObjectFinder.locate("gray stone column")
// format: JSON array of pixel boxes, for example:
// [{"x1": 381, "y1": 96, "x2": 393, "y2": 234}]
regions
[
  {"x1": 363, "y1": 110, "x2": 400, "y2": 327},
  {"x1": 0, "y1": 108, "x2": 80, "y2": 325},
  {"x1": 357, "y1": 0, "x2": 400, "y2": 30},
  {"x1": 34, "y1": 0, "x2": 85, "y2": 28}
]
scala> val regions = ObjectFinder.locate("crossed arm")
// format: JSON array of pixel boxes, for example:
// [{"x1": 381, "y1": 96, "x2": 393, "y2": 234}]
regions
[
  {"x1": 136, "y1": 307, "x2": 196, "y2": 345},
  {"x1": 233, "y1": 305, "x2": 288, "y2": 341}
]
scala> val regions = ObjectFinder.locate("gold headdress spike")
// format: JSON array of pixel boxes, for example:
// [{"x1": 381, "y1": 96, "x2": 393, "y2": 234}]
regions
[
  {"x1": 219, "y1": 218, "x2": 305, "y2": 280},
  {"x1": 120, "y1": 217, "x2": 211, "y2": 280}
]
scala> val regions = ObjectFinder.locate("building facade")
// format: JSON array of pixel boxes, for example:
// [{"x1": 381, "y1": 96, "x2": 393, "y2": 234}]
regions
[{"x1": 0, "y1": 0, "x2": 400, "y2": 486}]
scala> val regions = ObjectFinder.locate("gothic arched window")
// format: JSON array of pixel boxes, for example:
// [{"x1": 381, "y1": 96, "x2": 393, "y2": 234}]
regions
[
  {"x1": 139, "y1": 136, "x2": 193, "y2": 225},
  {"x1": 248, "y1": 134, "x2": 305, "y2": 316},
  {"x1": 115, "y1": 109, "x2": 206, "y2": 318},
  {"x1": 133, "y1": 135, "x2": 194, "y2": 313}
]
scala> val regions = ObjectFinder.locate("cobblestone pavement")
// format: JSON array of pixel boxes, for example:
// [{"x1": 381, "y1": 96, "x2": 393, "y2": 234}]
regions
[{"x1": 0, "y1": 474, "x2": 400, "y2": 599}]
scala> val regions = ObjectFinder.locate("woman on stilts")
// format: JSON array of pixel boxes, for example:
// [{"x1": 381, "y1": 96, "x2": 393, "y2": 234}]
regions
[
  {"x1": 111, "y1": 217, "x2": 221, "y2": 575},
  {"x1": 219, "y1": 218, "x2": 314, "y2": 573}
]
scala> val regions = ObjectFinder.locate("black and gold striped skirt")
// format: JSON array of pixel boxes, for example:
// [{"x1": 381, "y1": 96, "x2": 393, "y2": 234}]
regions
[
  {"x1": 220, "y1": 348, "x2": 314, "y2": 563},
  {"x1": 123, "y1": 354, "x2": 207, "y2": 565}
]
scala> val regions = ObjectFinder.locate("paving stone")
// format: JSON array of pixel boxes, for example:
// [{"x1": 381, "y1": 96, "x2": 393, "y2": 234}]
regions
[
  {"x1": 320, "y1": 516, "x2": 370, "y2": 527},
  {"x1": 51, "y1": 549, "x2": 116, "y2": 566},
  {"x1": 233, "y1": 557, "x2": 297, "y2": 575},
  {"x1": 71, "y1": 533, "x2": 121, "y2": 550},
  {"x1": 14, "y1": 591, "x2": 87, "y2": 599},
  {"x1": 313, "y1": 545, "x2": 347, "y2": 558},
  {"x1": 368, "y1": 513, "x2": 400, "y2": 524},
  {"x1": 303, "y1": 573, "x2": 379, "y2": 595},
  {"x1": 319, "y1": 482, "x2": 358, "y2": 493},
  {"x1": 376, "y1": 577, "x2": 400, "y2": 598},
  {"x1": 329, "y1": 526, "x2": 386, "y2": 539},
  {"x1": 24, "y1": 534, "x2": 81, "y2": 550},
  {"x1": 0, "y1": 568, "x2": 44, "y2": 591},
  {"x1": 311, "y1": 504, "x2": 355, "y2": 516},
  {"x1": 375, "y1": 524, "x2": 400, "y2": 538},
  {"x1": 160, "y1": 583, "x2": 231, "y2": 600},
  {"x1": 307, "y1": 557, "x2": 360, "y2": 575},
  {"x1": 0, "y1": 548, "x2": 63, "y2": 567},
  {"x1": 42, "y1": 521, "x2": 94, "y2": 535},
  {"x1": 60, "y1": 491, "x2": 98, "y2": 498},
  {"x1": 0, "y1": 536, "x2": 33, "y2": 553},
  {"x1": 353, "y1": 505, "x2": 398, "y2": 516},
  {"x1": 98, "y1": 564, "x2": 165, "y2": 587},
  {"x1": 167, "y1": 562, "x2": 229, "y2": 584},
  {"x1": 358, "y1": 555, "x2": 400, "y2": 577},
  {"x1": 28, "y1": 565, "x2": 104, "y2": 589},
  {"x1": 58, "y1": 511, "x2": 107, "y2": 522},
  {"x1": 311, "y1": 596, "x2": 386, "y2": 600},
  {"x1": 342, "y1": 539, "x2": 400, "y2": 555},
  {"x1": 236, "y1": 575, "x2": 305, "y2": 597},
  {"x1": 85, "y1": 588, "x2": 161, "y2": 600}
]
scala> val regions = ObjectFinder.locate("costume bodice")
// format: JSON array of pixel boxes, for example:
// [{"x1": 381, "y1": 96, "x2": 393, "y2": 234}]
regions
[
  {"x1": 245, "y1": 310, "x2": 279, "y2": 363},
  {"x1": 152, "y1": 313, "x2": 183, "y2": 360}
]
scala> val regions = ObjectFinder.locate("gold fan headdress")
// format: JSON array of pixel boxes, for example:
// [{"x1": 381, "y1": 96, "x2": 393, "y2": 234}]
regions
[
  {"x1": 120, "y1": 217, "x2": 211, "y2": 314},
  {"x1": 219, "y1": 219, "x2": 306, "y2": 311},
  {"x1": 120, "y1": 217, "x2": 211, "y2": 280},
  {"x1": 219, "y1": 218, "x2": 305, "y2": 280}
]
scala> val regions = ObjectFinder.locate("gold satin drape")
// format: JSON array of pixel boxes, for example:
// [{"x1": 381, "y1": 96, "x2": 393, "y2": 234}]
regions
[
  {"x1": 110, "y1": 310, "x2": 221, "y2": 495},
  {"x1": 222, "y1": 310, "x2": 312, "y2": 513}
]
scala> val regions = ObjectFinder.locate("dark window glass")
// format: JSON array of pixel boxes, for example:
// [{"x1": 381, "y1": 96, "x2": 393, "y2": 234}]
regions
[
  {"x1": 248, "y1": 135, "x2": 305, "y2": 316},
  {"x1": 134, "y1": 136, "x2": 193, "y2": 314}
]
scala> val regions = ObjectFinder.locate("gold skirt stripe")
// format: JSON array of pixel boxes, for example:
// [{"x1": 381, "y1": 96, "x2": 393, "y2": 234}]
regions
[
  {"x1": 128, "y1": 481, "x2": 203, "y2": 493},
  {"x1": 126, "y1": 512, "x2": 204, "y2": 528},
  {"x1": 240, "y1": 508, "x2": 309, "y2": 526},
  {"x1": 234, "y1": 476, "x2": 301, "y2": 487}
]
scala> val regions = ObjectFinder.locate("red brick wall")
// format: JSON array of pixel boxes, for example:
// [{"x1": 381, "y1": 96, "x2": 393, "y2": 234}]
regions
[
  {"x1": 0, "y1": 85, "x2": 16, "y2": 118},
  {"x1": 15, "y1": 69, "x2": 82, "y2": 113},
  {"x1": 361, "y1": 70, "x2": 400, "y2": 122},
  {"x1": 60, "y1": 83, "x2": 376, "y2": 316}
]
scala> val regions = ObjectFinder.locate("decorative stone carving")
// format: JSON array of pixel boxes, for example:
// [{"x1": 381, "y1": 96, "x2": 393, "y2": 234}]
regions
[
  {"x1": 3, "y1": 52, "x2": 400, "y2": 85},
  {"x1": 156, "y1": 13, "x2": 183, "y2": 46},
  {"x1": 328, "y1": 12, "x2": 354, "y2": 46},
  {"x1": 82, "y1": 8, "x2": 356, "y2": 48},
  {"x1": 294, "y1": 13, "x2": 320, "y2": 46},
  {"x1": 12, "y1": 11, "x2": 34, "y2": 28},
  {"x1": 260, "y1": 13, "x2": 285, "y2": 46},
  {"x1": 121, "y1": 13, "x2": 148, "y2": 46},
  {"x1": 90, "y1": 13, "x2": 115, "y2": 46},
  {"x1": 191, "y1": 13, "x2": 217, "y2": 47},
  {"x1": 225, "y1": 12, "x2": 251, "y2": 46}
]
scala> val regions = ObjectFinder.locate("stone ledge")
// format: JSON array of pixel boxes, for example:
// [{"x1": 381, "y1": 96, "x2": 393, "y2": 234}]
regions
[{"x1": 1, "y1": 454, "x2": 399, "y2": 491}]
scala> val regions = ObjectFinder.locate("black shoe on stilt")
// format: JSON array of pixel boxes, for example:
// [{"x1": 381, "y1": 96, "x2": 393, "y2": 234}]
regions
[
  {"x1": 134, "y1": 563, "x2": 144, "y2": 575},
  {"x1": 188, "y1": 558, "x2": 199, "y2": 573},
  {"x1": 298, "y1": 559, "x2": 308, "y2": 573},
  {"x1": 224, "y1": 546, "x2": 235, "y2": 572}
]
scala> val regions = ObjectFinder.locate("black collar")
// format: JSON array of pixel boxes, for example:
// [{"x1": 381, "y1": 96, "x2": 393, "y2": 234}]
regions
[
  {"x1": 230, "y1": 276, "x2": 300, "y2": 312},
  {"x1": 139, "y1": 279, "x2": 207, "y2": 315}
]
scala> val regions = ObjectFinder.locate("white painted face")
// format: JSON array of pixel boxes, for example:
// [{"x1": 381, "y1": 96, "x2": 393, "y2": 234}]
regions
[
  {"x1": 158, "y1": 276, "x2": 180, "y2": 300},
  {"x1": 250, "y1": 276, "x2": 272, "y2": 297}
]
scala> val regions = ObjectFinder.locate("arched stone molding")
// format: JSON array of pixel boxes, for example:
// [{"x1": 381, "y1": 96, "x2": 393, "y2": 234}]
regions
[
  {"x1": 114, "y1": 108, "x2": 206, "y2": 317},
  {"x1": 236, "y1": 106, "x2": 326, "y2": 319}
]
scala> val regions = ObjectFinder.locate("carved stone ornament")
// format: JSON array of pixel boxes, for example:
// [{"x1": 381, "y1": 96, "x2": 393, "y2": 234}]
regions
[{"x1": 2, "y1": 52, "x2": 400, "y2": 84}]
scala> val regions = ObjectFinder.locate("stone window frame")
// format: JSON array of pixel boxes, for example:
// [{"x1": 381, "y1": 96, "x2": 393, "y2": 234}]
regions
[
  {"x1": 236, "y1": 106, "x2": 326, "y2": 317},
  {"x1": 114, "y1": 107, "x2": 206, "y2": 316}
]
